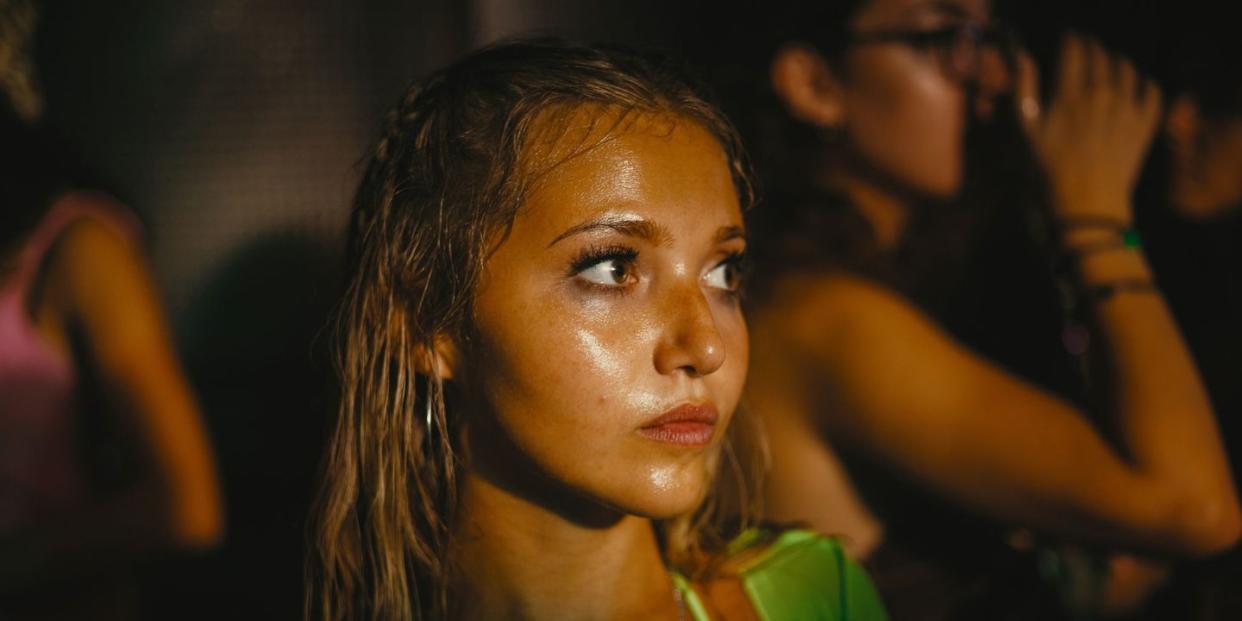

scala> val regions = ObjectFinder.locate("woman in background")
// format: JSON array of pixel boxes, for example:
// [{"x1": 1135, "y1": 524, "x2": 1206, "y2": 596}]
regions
[
  {"x1": 732, "y1": 0, "x2": 1241, "y2": 617},
  {"x1": 1, "y1": 1, "x2": 223, "y2": 618}
]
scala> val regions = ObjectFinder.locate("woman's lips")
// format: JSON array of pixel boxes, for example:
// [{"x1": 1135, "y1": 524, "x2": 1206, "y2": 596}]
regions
[{"x1": 637, "y1": 403, "x2": 718, "y2": 447}]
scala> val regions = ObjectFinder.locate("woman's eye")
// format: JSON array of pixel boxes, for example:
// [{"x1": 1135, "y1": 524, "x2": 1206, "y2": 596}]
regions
[
  {"x1": 704, "y1": 259, "x2": 740, "y2": 292},
  {"x1": 578, "y1": 258, "x2": 633, "y2": 286}
]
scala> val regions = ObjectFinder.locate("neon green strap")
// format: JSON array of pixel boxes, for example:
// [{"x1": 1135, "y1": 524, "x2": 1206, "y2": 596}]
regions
[
  {"x1": 670, "y1": 530, "x2": 889, "y2": 621},
  {"x1": 670, "y1": 571, "x2": 712, "y2": 621}
]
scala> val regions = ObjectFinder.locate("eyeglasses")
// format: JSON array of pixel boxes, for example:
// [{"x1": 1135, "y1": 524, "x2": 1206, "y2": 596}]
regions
[{"x1": 846, "y1": 22, "x2": 1015, "y2": 82}]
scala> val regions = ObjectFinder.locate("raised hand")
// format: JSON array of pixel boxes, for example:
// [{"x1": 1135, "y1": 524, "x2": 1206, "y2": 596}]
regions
[{"x1": 1016, "y1": 35, "x2": 1162, "y2": 225}]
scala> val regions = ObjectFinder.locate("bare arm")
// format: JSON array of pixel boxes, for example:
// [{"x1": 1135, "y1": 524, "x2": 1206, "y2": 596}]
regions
[
  {"x1": 792, "y1": 272, "x2": 1236, "y2": 558},
  {"x1": 790, "y1": 38, "x2": 1240, "y2": 559},
  {"x1": 2, "y1": 209, "x2": 223, "y2": 589},
  {"x1": 52, "y1": 214, "x2": 225, "y2": 549}
]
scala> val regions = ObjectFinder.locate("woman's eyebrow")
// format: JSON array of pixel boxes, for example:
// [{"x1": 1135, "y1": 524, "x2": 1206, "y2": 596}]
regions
[
  {"x1": 548, "y1": 214, "x2": 674, "y2": 247},
  {"x1": 716, "y1": 225, "x2": 745, "y2": 244}
]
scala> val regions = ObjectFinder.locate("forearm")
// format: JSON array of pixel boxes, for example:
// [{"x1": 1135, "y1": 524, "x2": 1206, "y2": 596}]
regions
[
  {"x1": 1072, "y1": 228, "x2": 1241, "y2": 551},
  {"x1": 100, "y1": 359, "x2": 225, "y2": 549}
]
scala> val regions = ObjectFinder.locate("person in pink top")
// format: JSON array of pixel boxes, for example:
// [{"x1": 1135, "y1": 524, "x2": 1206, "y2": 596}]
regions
[{"x1": 1, "y1": 2, "x2": 223, "y2": 618}]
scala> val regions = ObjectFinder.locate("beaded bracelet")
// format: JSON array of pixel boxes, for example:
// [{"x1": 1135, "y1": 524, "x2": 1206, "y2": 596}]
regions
[
  {"x1": 1054, "y1": 221, "x2": 1142, "y2": 271},
  {"x1": 1055, "y1": 216, "x2": 1141, "y2": 245}
]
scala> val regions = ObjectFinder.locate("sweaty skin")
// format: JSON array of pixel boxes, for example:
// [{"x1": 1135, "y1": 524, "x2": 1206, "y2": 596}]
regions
[{"x1": 452, "y1": 110, "x2": 754, "y2": 620}]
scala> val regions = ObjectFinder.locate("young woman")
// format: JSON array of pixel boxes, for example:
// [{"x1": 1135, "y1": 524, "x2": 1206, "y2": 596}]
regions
[
  {"x1": 736, "y1": 0, "x2": 1241, "y2": 616},
  {"x1": 1, "y1": 1, "x2": 223, "y2": 617},
  {"x1": 307, "y1": 39, "x2": 888, "y2": 620}
]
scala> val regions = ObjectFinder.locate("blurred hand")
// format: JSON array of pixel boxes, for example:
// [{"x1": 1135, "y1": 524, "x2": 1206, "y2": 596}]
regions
[
  {"x1": 1095, "y1": 554, "x2": 1171, "y2": 618},
  {"x1": 1016, "y1": 35, "x2": 1162, "y2": 225}
]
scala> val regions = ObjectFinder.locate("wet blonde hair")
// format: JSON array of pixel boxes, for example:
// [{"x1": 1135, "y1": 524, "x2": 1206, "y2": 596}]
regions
[{"x1": 307, "y1": 39, "x2": 762, "y2": 620}]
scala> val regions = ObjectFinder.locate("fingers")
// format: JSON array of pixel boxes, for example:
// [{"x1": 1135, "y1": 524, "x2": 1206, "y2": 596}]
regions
[
  {"x1": 1136, "y1": 77, "x2": 1164, "y2": 146},
  {"x1": 1113, "y1": 54, "x2": 1163, "y2": 150},
  {"x1": 1056, "y1": 34, "x2": 1123, "y2": 114},
  {"x1": 1014, "y1": 51, "x2": 1042, "y2": 135},
  {"x1": 1115, "y1": 55, "x2": 1137, "y2": 106},
  {"x1": 1087, "y1": 38, "x2": 1112, "y2": 107},
  {"x1": 1055, "y1": 33, "x2": 1160, "y2": 118},
  {"x1": 1057, "y1": 35, "x2": 1085, "y2": 102}
]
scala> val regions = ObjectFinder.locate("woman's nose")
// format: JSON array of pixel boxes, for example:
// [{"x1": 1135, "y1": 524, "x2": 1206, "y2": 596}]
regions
[{"x1": 652, "y1": 284, "x2": 726, "y2": 378}]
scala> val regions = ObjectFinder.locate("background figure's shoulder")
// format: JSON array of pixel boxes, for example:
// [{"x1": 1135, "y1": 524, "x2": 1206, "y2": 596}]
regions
[
  {"x1": 762, "y1": 270, "x2": 916, "y2": 326},
  {"x1": 732, "y1": 529, "x2": 889, "y2": 621},
  {"x1": 751, "y1": 270, "x2": 927, "y2": 368},
  {"x1": 10, "y1": 190, "x2": 144, "y2": 295},
  {"x1": 47, "y1": 190, "x2": 144, "y2": 246}
]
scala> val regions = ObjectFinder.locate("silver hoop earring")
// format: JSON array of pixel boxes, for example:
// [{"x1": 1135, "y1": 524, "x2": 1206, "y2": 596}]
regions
[{"x1": 424, "y1": 378, "x2": 434, "y2": 437}]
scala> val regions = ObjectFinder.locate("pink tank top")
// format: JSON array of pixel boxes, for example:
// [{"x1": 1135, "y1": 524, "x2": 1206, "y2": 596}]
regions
[{"x1": 0, "y1": 192, "x2": 140, "y2": 532}]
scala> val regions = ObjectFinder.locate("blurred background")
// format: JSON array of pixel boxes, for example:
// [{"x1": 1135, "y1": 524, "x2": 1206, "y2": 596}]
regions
[
  {"x1": 26, "y1": 1, "x2": 717, "y2": 616},
  {"x1": 9, "y1": 0, "x2": 1238, "y2": 618}
]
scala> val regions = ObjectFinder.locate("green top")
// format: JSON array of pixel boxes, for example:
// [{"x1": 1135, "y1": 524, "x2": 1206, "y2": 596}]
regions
[{"x1": 671, "y1": 529, "x2": 889, "y2": 621}]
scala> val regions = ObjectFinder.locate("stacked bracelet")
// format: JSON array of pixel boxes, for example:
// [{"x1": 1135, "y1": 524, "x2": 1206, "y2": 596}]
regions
[
  {"x1": 1054, "y1": 217, "x2": 1143, "y2": 269},
  {"x1": 1083, "y1": 278, "x2": 1158, "y2": 303},
  {"x1": 1052, "y1": 218, "x2": 1156, "y2": 303}
]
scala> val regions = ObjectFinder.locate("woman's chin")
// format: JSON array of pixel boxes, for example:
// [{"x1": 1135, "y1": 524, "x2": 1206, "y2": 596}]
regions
[{"x1": 605, "y1": 471, "x2": 709, "y2": 520}]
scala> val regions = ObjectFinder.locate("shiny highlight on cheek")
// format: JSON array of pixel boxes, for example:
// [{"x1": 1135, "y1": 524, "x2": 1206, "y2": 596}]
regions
[{"x1": 573, "y1": 328, "x2": 625, "y2": 380}]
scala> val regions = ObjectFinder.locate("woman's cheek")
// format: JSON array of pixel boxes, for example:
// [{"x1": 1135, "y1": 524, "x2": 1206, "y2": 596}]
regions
[
  {"x1": 849, "y1": 56, "x2": 968, "y2": 198},
  {"x1": 572, "y1": 327, "x2": 627, "y2": 380},
  {"x1": 717, "y1": 307, "x2": 749, "y2": 418},
  {"x1": 570, "y1": 292, "x2": 644, "y2": 369}
]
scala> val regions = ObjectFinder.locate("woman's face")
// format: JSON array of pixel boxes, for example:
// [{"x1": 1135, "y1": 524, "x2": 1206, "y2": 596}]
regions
[
  {"x1": 459, "y1": 111, "x2": 748, "y2": 520},
  {"x1": 836, "y1": 0, "x2": 992, "y2": 198}
]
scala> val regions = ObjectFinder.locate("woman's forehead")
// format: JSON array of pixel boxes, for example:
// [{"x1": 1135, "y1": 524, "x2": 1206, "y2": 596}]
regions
[
  {"x1": 514, "y1": 118, "x2": 739, "y2": 240},
  {"x1": 523, "y1": 105, "x2": 682, "y2": 173},
  {"x1": 521, "y1": 106, "x2": 724, "y2": 201}
]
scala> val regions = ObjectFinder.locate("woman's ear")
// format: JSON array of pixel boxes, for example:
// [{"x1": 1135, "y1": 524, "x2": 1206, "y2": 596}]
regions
[
  {"x1": 771, "y1": 43, "x2": 846, "y2": 128},
  {"x1": 414, "y1": 333, "x2": 461, "y2": 381}
]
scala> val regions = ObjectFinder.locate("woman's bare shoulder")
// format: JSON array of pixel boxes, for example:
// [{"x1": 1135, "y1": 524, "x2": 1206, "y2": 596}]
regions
[
  {"x1": 42, "y1": 194, "x2": 143, "y2": 284},
  {"x1": 754, "y1": 270, "x2": 930, "y2": 355}
]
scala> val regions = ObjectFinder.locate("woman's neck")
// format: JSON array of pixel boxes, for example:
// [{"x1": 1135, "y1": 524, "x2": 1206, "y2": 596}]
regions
[
  {"x1": 453, "y1": 472, "x2": 681, "y2": 621},
  {"x1": 819, "y1": 164, "x2": 911, "y2": 251}
]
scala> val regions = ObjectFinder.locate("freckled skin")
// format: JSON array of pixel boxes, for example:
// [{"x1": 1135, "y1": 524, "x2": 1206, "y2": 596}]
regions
[{"x1": 459, "y1": 113, "x2": 748, "y2": 520}]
